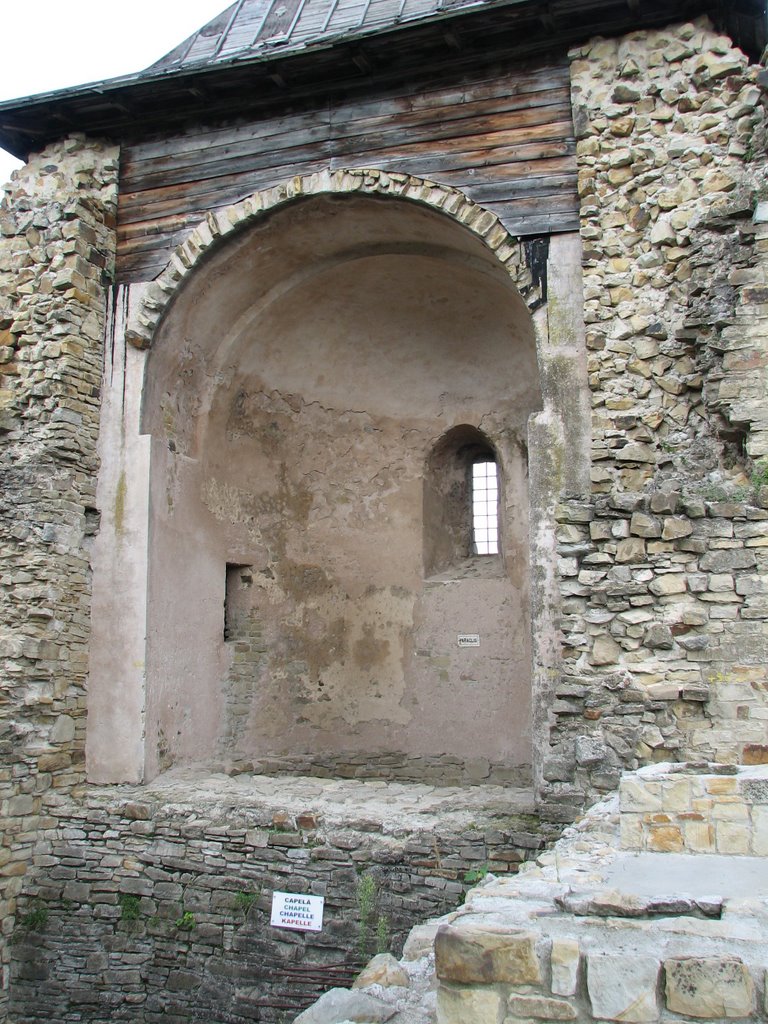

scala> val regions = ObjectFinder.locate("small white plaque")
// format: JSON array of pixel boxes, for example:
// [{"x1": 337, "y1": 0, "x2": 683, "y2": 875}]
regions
[
  {"x1": 270, "y1": 891, "x2": 324, "y2": 932},
  {"x1": 457, "y1": 634, "x2": 480, "y2": 647}
]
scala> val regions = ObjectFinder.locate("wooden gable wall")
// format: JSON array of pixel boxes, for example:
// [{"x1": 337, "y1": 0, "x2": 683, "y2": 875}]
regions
[{"x1": 117, "y1": 58, "x2": 578, "y2": 281}]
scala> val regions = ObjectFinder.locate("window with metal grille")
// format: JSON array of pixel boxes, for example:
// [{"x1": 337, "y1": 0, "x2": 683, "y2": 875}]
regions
[{"x1": 471, "y1": 459, "x2": 499, "y2": 555}]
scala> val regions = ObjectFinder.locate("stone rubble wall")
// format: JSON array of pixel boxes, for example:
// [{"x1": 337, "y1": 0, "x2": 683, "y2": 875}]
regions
[
  {"x1": 541, "y1": 20, "x2": 768, "y2": 820},
  {"x1": 291, "y1": 767, "x2": 768, "y2": 1024},
  {"x1": 8, "y1": 783, "x2": 557, "y2": 1023},
  {"x1": 619, "y1": 761, "x2": 768, "y2": 855},
  {"x1": 0, "y1": 137, "x2": 118, "y2": 1017}
]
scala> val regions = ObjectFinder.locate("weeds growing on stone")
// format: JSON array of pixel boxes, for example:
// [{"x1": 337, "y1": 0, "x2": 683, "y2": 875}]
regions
[
  {"x1": 19, "y1": 902, "x2": 48, "y2": 932},
  {"x1": 234, "y1": 889, "x2": 259, "y2": 915},
  {"x1": 119, "y1": 893, "x2": 142, "y2": 922},
  {"x1": 175, "y1": 910, "x2": 196, "y2": 931}
]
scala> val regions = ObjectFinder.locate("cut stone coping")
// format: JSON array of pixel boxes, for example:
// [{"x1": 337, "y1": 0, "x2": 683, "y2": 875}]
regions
[
  {"x1": 603, "y1": 853, "x2": 768, "y2": 899},
  {"x1": 84, "y1": 766, "x2": 536, "y2": 834}
]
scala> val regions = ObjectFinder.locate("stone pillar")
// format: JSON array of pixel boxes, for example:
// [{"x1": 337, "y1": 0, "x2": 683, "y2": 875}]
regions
[
  {"x1": 534, "y1": 20, "x2": 768, "y2": 815},
  {"x1": 0, "y1": 135, "x2": 118, "y2": 1012}
]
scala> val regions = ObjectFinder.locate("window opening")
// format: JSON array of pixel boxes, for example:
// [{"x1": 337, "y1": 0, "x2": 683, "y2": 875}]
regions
[
  {"x1": 472, "y1": 460, "x2": 499, "y2": 555},
  {"x1": 224, "y1": 563, "x2": 253, "y2": 641}
]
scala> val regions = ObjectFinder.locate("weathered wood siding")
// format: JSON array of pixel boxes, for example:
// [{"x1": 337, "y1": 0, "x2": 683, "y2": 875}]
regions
[{"x1": 117, "y1": 59, "x2": 577, "y2": 281}]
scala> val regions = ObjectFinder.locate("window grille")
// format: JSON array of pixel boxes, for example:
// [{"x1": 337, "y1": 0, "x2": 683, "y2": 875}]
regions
[{"x1": 472, "y1": 460, "x2": 499, "y2": 555}]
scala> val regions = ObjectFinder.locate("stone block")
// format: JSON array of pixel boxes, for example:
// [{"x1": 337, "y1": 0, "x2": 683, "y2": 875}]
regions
[
  {"x1": 587, "y1": 953, "x2": 659, "y2": 1022},
  {"x1": 402, "y1": 922, "x2": 440, "y2": 961},
  {"x1": 507, "y1": 994, "x2": 576, "y2": 1020},
  {"x1": 751, "y1": 807, "x2": 768, "y2": 856},
  {"x1": 437, "y1": 983, "x2": 502, "y2": 1024},
  {"x1": 715, "y1": 821, "x2": 750, "y2": 855},
  {"x1": 295, "y1": 987, "x2": 396, "y2": 1024},
  {"x1": 648, "y1": 574, "x2": 687, "y2": 596},
  {"x1": 660, "y1": 778, "x2": 692, "y2": 812},
  {"x1": 591, "y1": 635, "x2": 622, "y2": 665},
  {"x1": 435, "y1": 924, "x2": 541, "y2": 985},
  {"x1": 620, "y1": 778, "x2": 662, "y2": 812},
  {"x1": 682, "y1": 819, "x2": 715, "y2": 853},
  {"x1": 647, "y1": 824, "x2": 684, "y2": 852},
  {"x1": 664, "y1": 957, "x2": 754, "y2": 1018},
  {"x1": 354, "y1": 953, "x2": 410, "y2": 989},
  {"x1": 551, "y1": 938, "x2": 580, "y2": 996}
]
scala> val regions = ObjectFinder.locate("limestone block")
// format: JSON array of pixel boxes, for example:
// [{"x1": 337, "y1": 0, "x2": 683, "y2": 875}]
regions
[
  {"x1": 294, "y1": 988, "x2": 396, "y2": 1023},
  {"x1": 591, "y1": 635, "x2": 622, "y2": 666},
  {"x1": 647, "y1": 824, "x2": 684, "y2": 852},
  {"x1": 353, "y1": 953, "x2": 410, "y2": 989},
  {"x1": 751, "y1": 807, "x2": 768, "y2": 856},
  {"x1": 437, "y1": 983, "x2": 502, "y2": 1024},
  {"x1": 402, "y1": 922, "x2": 440, "y2": 961},
  {"x1": 682, "y1": 819, "x2": 715, "y2": 853},
  {"x1": 551, "y1": 938, "x2": 580, "y2": 996},
  {"x1": 660, "y1": 778, "x2": 692, "y2": 812},
  {"x1": 507, "y1": 994, "x2": 576, "y2": 1020},
  {"x1": 664, "y1": 957, "x2": 754, "y2": 1018},
  {"x1": 620, "y1": 813, "x2": 644, "y2": 850},
  {"x1": 587, "y1": 953, "x2": 659, "y2": 1022},
  {"x1": 715, "y1": 821, "x2": 750, "y2": 855},
  {"x1": 648, "y1": 574, "x2": 687, "y2": 596},
  {"x1": 630, "y1": 512, "x2": 662, "y2": 537},
  {"x1": 620, "y1": 778, "x2": 662, "y2": 812},
  {"x1": 661, "y1": 517, "x2": 693, "y2": 540},
  {"x1": 435, "y1": 924, "x2": 541, "y2": 985},
  {"x1": 616, "y1": 538, "x2": 646, "y2": 563}
]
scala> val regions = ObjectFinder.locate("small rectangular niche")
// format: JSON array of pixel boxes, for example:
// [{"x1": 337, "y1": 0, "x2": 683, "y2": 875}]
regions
[{"x1": 224, "y1": 563, "x2": 253, "y2": 641}]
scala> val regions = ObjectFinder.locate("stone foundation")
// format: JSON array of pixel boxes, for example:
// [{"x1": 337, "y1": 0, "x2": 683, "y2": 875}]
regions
[
  {"x1": 9, "y1": 773, "x2": 559, "y2": 1023},
  {"x1": 300, "y1": 765, "x2": 768, "y2": 1024}
]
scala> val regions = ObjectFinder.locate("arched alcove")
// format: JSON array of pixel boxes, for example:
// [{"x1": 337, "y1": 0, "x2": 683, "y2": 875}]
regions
[{"x1": 91, "y1": 189, "x2": 549, "y2": 785}]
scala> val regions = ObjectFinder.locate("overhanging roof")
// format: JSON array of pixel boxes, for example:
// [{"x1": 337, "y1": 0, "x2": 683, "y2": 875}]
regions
[{"x1": 0, "y1": 0, "x2": 764, "y2": 161}]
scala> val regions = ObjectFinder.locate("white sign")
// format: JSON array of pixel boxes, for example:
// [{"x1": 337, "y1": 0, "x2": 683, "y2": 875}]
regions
[
  {"x1": 457, "y1": 634, "x2": 480, "y2": 647},
  {"x1": 270, "y1": 891, "x2": 325, "y2": 932}
]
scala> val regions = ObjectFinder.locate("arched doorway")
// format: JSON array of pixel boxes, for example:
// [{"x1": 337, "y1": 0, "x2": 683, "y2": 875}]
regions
[{"x1": 88, "y1": 187, "x2": 550, "y2": 785}]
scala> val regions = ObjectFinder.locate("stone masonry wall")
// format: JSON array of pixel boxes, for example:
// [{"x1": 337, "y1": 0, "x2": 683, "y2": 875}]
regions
[
  {"x1": 540, "y1": 20, "x2": 768, "y2": 820},
  {"x1": 9, "y1": 780, "x2": 557, "y2": 1023},
  {"x1": 619, "y1": 761, "x2": 768, "y2": 854},
  {"x1": 0, "y1": 136, "x2": 118, "y2": 1017}
]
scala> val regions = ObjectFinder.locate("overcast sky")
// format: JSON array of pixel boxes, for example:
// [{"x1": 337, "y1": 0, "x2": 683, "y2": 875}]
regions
[{"x1": 0, "y1": 1, "x2": 231, "y2": 186}]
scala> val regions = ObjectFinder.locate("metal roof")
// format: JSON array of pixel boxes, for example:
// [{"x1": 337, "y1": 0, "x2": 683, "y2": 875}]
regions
[
  {"x1": 147, "y1": 0, "x2": 516, "y2": 73},
  {"x1": 0, "y1": 0, "x2": 764, "y2": 162}
]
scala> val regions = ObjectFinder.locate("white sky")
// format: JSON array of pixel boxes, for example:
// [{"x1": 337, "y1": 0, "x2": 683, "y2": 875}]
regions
[{"x1": 0, "y1": 1, "x2": 231, "y2": 186}]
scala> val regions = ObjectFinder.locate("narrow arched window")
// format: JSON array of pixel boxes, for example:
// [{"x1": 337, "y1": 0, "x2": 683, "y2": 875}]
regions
[
  {"x1": 424, "y1": 425, "x2": 502, "y2": 577},
  {"x1": 472, "y1": 459, "x2": 499, "y2": 555}
]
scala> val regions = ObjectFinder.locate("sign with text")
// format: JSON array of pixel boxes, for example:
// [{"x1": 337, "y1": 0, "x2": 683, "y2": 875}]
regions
[
  {"x1": 270, "y1": 891, "x2": 325, "y2": 932},
  {"x1": 457, "y1": 634, "x2": 480, "y2": 647}
]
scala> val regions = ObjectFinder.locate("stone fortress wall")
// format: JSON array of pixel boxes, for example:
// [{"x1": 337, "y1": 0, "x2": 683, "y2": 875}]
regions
[{"x1": 0, "y1": 11, "x2": 766, "y2": 1024}]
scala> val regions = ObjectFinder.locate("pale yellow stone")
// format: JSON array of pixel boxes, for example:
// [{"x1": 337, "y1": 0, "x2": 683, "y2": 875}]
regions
[
  {"x1": 438, "y1": 983, "x2": 502, "y2": 1024},
  {"x1": 551, "y1": 938, "x2": 581, "y2": 997},
  {"x1": 682, "y1": 819, "x2": 715, "y2": 853},
  {"x1": 706, "y1": 777, "x2": 737, "y2": 795},
  {"x1": 751, "y1": 807, "x2": 768, "y2": 856},
  {"x1": 710, "y1": 799, "x2": 748, "y2": 822},
  {"x1": 661, "y1": 778, "x2": 692, "y2": 813},
  {"x1": 665, "y1": 957, "x2": 754, "y2": 1018},
  {"x1": 620, "y1": 779, "x2": 663, "y2": 813},
  {"x1": 435, "y1": 924, "x2": 541, "y2": 985},
  {"x1": 619, "y1": 813, "x2": 644, "y2": 851},
  {"x1": 507, "y1": 994, "x2": 576, "y2": 1020},
  {"x1": 716, "y1": 821, "x2": 750, "y2": 854},
  {"x1": 354, "y1": 953, "x2": 410, "y2": 989},
  {"x1": 647, "y1": 824, "x2": 684, "y2": 852}
]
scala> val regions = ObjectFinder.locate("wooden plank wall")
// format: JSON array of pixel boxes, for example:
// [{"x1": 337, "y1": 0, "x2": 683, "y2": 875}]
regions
[{"x1": 117, "y1": 59, "x2": 578, "y2": 281}]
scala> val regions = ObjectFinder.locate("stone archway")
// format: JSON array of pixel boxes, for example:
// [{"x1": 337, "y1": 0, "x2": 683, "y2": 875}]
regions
[{"x1": 87, "y1": 171, "x2": 590, "y2": 790}]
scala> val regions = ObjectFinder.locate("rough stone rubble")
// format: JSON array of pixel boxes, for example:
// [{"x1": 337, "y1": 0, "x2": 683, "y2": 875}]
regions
[{"x1": 313, "y1": 764, "x2": 768, "y2": 1024}]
